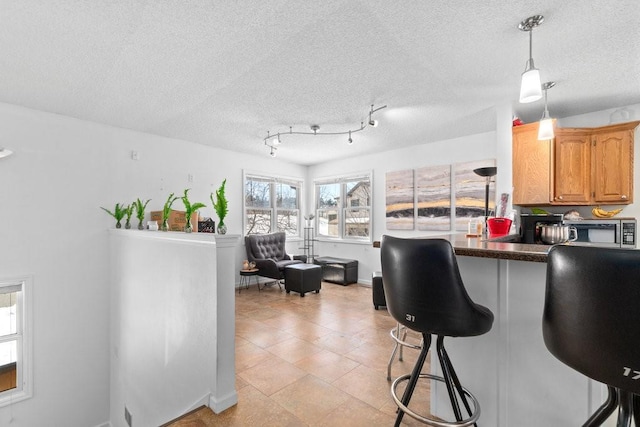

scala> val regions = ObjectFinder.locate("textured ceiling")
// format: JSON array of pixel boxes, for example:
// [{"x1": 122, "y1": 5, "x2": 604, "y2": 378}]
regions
[{"x1": 0, "y1": 0, "x2": 638, "y2": 165}]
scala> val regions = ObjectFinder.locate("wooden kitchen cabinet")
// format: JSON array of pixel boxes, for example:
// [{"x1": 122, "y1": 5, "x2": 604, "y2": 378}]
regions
[
  {"x1": 512, "y1": 122, "x2": 552, "y2": 205},
  {"x1": 513, "y1": 120, "x2": 639, "y2": 206},
  {"x1": 552, "y1": 128, "x2": 591, "y2": 204},
  {"x1": 591, "y1": 122, "x2": 636, "y2": 203}
]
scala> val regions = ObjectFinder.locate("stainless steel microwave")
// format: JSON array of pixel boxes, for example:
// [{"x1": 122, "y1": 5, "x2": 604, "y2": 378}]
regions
[{"x1": 564, "y1": 218, "x2": 636, "y2": 248}]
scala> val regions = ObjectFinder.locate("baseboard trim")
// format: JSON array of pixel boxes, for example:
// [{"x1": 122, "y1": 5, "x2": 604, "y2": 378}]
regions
[{"x1": 210, "y1": 390, "x2": 238, "y2": 414}]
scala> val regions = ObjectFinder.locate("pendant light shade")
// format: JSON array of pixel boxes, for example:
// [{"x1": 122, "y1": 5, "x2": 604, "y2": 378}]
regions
[
  {"x1": 538, "y1": 82, "x2": 556, "y2": 140},
  {"x1": 520, "y1": 65, "x2": 542, "y2": 103},
  {"x1": 537, "y1": 116, "x2": 554, "y2": 140},
  {"x1": 518, "y1": 15, "x2": 544, "y2": 104}
]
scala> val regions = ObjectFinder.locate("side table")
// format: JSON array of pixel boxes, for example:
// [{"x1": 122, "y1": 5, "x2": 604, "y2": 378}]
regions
[{"x1": 238, "y1": 269, "x2": 259, "y2": 293}]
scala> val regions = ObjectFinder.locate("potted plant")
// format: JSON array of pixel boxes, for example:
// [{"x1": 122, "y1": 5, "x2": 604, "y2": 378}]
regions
[
  {"x1": 211, "y1": 179, "x2": 228, "y2": 234},
  {"x1": 101, "y1": 203, "x2": 127, "y2": 228},
  {"x1": 181, "y1": 189, "x2": 206, "y2": 233},
  {"x1": 161, "y1": 192, "x2": 179, "y2": 231},
  {"x1": 133, "y1": 198, "x2": 151, "y2": 230},
  {"x1": 123, "y1": 204, "x2": 134, "y2": 229}
]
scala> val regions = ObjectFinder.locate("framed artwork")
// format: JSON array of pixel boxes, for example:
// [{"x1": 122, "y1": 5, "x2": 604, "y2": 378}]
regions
[
  {"x1": 416, "y1": 165, "x2": 451, "y2": 231},
  {"x1": 454, "y1": 159, "x2": 496, "y2": 231},
  {"x1": 385, "y1": 169, "x2": 415, "y2": 230}
]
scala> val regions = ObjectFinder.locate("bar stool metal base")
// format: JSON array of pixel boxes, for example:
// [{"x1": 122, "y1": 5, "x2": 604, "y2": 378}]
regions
[
  {"x1": 391, "y1": 333, "x2": 480, "y2": 427},
  {"x1": 388, "y1": 323, "x2": 422, "y2": 381},
  {"x1": 391, "y1": 373, "x2": 480, "y2": 427}
]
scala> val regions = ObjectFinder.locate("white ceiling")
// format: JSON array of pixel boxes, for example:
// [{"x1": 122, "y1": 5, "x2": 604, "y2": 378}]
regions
[{"x1": 0, "y1": 0, "x2": 639, "y2": 165}]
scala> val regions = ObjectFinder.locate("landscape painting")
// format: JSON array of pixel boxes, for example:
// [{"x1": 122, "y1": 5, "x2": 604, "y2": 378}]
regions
[
  {"x1": 416, "y1": 165, "x2": 451, "y2": 231},
  {"x1": 454, "y1": 159, "x2": 496, "y2": 231},
  {"x1": 386, "y1": 169, "x2": 414, "y2": 230}
]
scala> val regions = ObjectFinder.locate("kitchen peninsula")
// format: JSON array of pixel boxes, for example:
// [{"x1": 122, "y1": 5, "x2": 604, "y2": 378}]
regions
[{"x1": 376, "y1": 234, "x2": 605, "y2": 426}]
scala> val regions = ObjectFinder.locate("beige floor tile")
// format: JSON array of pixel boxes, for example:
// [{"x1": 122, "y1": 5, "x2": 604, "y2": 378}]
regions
[
  {"x1": 295, "y1": 349, "x2": 360, "y2": 383},
  {"x1": 209, "y1": 384, "x2": 305, "y2": 426},
  {"x1": 234, "y1": 340, "x2": 274, "y2": 372},
  {"x1": 331, "y1": 364, "x2": 397, "y2": 409},
  {"x1": 312, "y1": 331, "x2": 366, "y2": 355},
  {"x1": 313, "y1": 396, "x2": 397, "y2": 426},
  {"x1": 266, "y1": 336, "x2": 324, "y2": 363},
  {"x1": 237, "y1": 355, "x2": 308, "y2": 396},
  {"x1": 271, "y1": 374, "x2": 351, "y2": 424}
]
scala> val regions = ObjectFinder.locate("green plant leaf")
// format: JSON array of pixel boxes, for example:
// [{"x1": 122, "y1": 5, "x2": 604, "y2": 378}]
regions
[
  {"x1": 134, "y1": 198, "x2": 151, "y2": 221},
  {"x1": 211, "y1": 179, "x2": 228, "y2": 224},
  {"x1": 162, "y1": 193, "x2": 178, "y2": 221},
  {"x1": 102, "y1": 203, "x2": 126, "y2": 221}
]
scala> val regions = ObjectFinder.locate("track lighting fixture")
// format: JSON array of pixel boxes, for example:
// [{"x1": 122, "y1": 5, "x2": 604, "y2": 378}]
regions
[
  {"x1": 368, "y1": 105, "x2": 379, "y2": 127},
  {"x1": 263, "y1": 104, "x2": 386, "y2": 155},
  {"x1": 538, "y1": 81, "x2": 556, "y2": 140},
  {"x1": 0, "y1": 148, "x2": 13, "y2": 159},
  {"x1": 518, "y1": 15, "x2": 544, "y2": 104}
]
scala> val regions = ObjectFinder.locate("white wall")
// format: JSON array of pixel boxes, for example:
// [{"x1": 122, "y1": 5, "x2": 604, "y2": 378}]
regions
[
  {"x1": 109, "y1": 230, "x2": 218, "y2": 427},
  {"x1": 0, "y1": 102, "x2": 305, "y2": 426}
]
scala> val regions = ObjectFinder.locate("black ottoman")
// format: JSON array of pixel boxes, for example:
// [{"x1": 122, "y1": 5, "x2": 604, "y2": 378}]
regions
[
  {"x1": 372, "y1": 271, "x2": 386, "y2": 310},
  {"x1": 313, "y1": 257, "x2": 358, "y2": 285},
  {"x1": 284, "y1": 264, "x2": 322, "y2": 297}
]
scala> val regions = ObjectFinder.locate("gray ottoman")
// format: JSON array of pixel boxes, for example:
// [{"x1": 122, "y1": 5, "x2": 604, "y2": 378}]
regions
[{"x1": 284, "y1": 263, "x2": 322, "y2": 297}]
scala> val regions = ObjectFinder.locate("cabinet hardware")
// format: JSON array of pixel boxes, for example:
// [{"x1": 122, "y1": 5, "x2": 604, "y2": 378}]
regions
[{"x1": 622, "y1": 195, "x2": 627, "y2": 199}]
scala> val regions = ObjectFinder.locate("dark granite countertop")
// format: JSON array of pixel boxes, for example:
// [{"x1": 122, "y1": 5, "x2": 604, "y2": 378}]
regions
[{"x1": 373, "y1": 233, "x2": 550, "y2": 263}]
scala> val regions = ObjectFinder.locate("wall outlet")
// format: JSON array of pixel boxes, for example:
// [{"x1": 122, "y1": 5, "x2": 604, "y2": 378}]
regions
[
  {"x1": 124, "y1": 406, "x2": 132, "y2": 427},
  {"x1": 131, "y1": 150, "x2": 139, "y2": 161}
]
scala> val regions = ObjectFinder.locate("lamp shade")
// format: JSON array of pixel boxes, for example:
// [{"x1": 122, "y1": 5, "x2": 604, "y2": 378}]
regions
[
  {"x1": 520, "y1": 68, "x2": 542, "y2": 103},
  {"x1": 538, "y1": 118, "x2": 555, "y2": 140}
]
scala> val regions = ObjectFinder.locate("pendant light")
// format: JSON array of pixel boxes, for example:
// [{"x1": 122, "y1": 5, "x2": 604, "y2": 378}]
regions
[
  {"x1": 537, "y1": 81, "x2": 556, "y2": 140},
  {"x1": 519, "y1": 15, "x2": 544, "y2": 104}
]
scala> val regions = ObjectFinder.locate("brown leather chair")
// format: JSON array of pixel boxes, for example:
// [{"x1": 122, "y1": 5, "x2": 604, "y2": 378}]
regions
[{"x1": 245, "y1": 232, "x2": 304, "y2": 282}]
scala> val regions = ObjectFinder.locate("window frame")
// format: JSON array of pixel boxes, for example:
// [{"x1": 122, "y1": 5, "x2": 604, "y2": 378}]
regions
[
  {"x1": 243, "y1": 172, "x2": 303, "y2": 238},
  {"x1": 314, "y1": 172, "x2": 373, "y2": 243},
  {"x1": 0, "y1": 276, "x2": 33, "y2": 408}
]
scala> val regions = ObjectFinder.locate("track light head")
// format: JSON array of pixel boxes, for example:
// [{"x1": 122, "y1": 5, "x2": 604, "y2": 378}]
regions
[
  {"x1": 348, "y1": 131, "x2": 353, "y2": 145},
  {"x1": 270, "y1": 147, "x2": 277, "y2": 158}
]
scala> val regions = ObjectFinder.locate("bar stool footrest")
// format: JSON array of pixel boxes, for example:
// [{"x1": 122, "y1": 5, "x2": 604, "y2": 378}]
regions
[{"x1": 391, "y1": 373, "x2": 480, "y2": 427}]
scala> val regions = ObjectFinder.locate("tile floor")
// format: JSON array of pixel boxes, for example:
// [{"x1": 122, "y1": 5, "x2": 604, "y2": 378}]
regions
[{"x1": 172, "y1": 281, "x2": 432, "y2": 426}]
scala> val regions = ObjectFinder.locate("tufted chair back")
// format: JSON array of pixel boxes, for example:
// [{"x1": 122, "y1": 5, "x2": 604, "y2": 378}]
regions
[
  {"x1": 245, "y1": 232, "x2": 287, "y2": 261},
  {"x1": 244, "y1": 232, "x2": 302, "y2": 281}
]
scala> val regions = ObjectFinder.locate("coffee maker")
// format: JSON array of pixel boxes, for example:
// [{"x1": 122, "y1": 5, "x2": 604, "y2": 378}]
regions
[{"x1": 520, "y1": 213, "x2": 564, "y2": 244}]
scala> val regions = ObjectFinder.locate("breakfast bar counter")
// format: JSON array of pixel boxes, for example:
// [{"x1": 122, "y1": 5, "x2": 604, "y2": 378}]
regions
[{"x1": 375, "y1": 233, "x2": 607, "y2": 426}]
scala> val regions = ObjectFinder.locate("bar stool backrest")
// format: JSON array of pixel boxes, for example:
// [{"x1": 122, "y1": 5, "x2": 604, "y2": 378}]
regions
[
  {"x1": 544, "y1": 245, "x2": 640, "y2": 393},
  {"x1": 380, "y1": 236, "x2": 493, "y2": 338}
]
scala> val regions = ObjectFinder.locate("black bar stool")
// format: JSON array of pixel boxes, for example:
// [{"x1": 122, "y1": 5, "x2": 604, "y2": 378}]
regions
[
  {"x1": 544, "y1": 245, "x2": 640, "y2": 426},
  {"x1": 381, "y1": 236, "x2": 494, "y2": 427}
]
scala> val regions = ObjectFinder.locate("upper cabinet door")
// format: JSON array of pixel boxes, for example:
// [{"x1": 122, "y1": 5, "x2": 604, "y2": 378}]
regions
[
  {"x1": 592, "y1": 125, "x2": 635, "y2": 204},
  {"x1": 512, "y1": 122, "x2": 552, "y2": 206},
  {"x1": 553, "y1": 130, "x2": 591, "y2": 204}
]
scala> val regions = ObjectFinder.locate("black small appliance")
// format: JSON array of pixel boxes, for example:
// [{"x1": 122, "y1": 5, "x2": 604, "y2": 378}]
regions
[{"x1": 520, "y1": 213, "x2": 564, "y2": 244}]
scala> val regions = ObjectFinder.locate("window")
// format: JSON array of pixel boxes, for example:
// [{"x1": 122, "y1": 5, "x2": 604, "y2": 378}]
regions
[
  {"x1": 244, "y1": 173, "x2": 302, "y2": 236},
  {"x1": 315, "y1": 174, "x2": 372, "y2": 241},
  {"x1": 0, "y1": 276, "x2": 32, "y2": 407}
]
